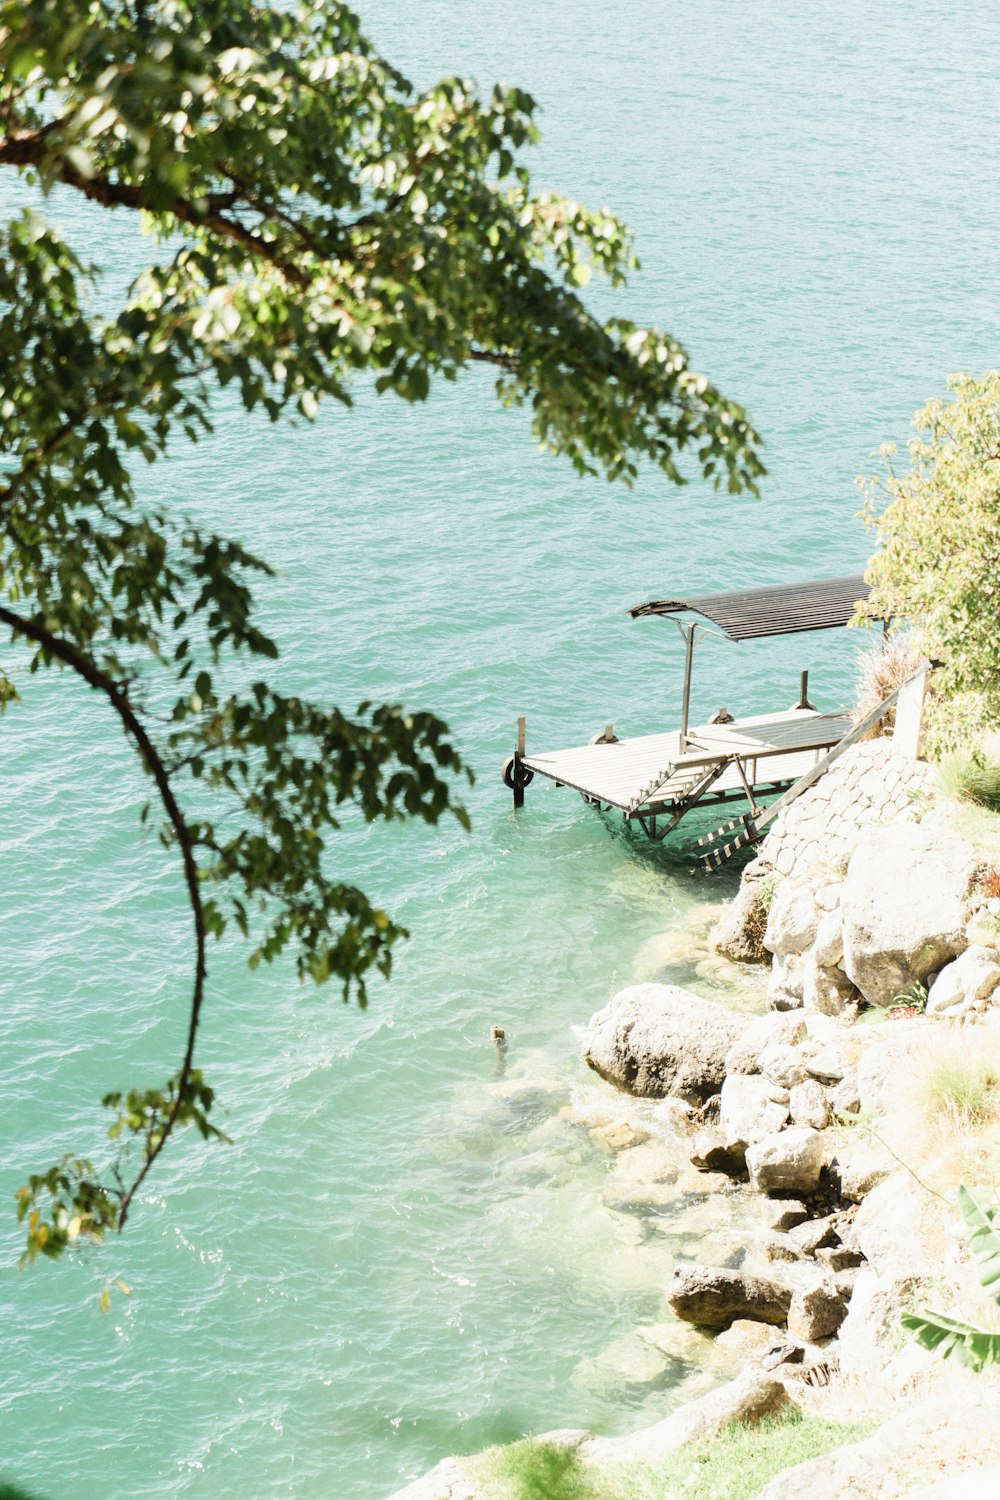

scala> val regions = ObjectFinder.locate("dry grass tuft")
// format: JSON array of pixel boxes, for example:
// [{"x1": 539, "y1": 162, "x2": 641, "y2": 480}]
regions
[
  {"x1": 851, "y1": 637, "x2": 924, "y2": 738},
  {"x1": 883, "y1": 1034, "x2": 1000, "y2": 1186}
]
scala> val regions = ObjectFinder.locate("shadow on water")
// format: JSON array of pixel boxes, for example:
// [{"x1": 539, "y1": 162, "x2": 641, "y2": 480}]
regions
[
  {"x1": 0, "y1": 1483, "x2": 44, "y2": 1500},
  {"x1": 596, "y1": 803, "x2": 754, "y2": 889}
]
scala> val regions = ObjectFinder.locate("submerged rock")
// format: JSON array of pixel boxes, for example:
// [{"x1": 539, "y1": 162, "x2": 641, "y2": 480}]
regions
[
  {"x1": 581, "y1": 983, "x2": 746, "y2": 1102},
  {"x1": 589, "y1": 1120, "x2": 651, "y2": 1153},
  {"x1": 667, "y1": 1266, "x2": 792, "y2": 1330}
]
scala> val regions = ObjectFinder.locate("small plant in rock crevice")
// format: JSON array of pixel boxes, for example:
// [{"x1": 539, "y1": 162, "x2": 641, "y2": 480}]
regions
[
  {"x1": 974, "y1": 863, "x2": 1000, "y2": 901},
  {"x1": 742, "y1": 873, "x2": 779, "y2": 963},
  {"x1": 887, "y1": 981, "x2": 928, "y2": 1020}
]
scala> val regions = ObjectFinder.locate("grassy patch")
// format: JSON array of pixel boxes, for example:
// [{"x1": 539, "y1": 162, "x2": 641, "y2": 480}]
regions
[
  {"x1": 464, "y1": 1414, "x2": 877, "y2": 1500},
  {"x1": 939, "y1": 750, "x2": 1000, "y2": 814},
  {"x1": 918, "y1": 1045, "x2": 1000, "y2": 1132}
]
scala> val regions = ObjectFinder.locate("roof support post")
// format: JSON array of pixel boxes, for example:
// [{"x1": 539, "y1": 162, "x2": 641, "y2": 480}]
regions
[{"x1": 679, "y1": 622, "x2": 695, "y2": 751}]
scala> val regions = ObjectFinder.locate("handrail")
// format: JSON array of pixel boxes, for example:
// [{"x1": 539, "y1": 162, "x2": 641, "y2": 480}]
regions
[{"x1": 751, "y1": 659, "x2": 932, "y2": 835}]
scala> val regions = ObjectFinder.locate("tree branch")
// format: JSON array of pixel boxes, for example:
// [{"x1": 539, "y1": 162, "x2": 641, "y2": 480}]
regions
[
  {"x1": 0, "y1": 603, "x2": 206, "y2": 1226},
  {"x1": 0, "y1": 127, "x2": 307, "y2": 286}
]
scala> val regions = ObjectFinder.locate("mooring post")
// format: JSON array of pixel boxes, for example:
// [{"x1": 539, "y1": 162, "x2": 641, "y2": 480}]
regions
[
  {"x1": 679, "y1": 624, "x2": 695, "y2": 750},
  {"x1": 792, "y1": 670, "x2": 816, "y2": 712},
  {"x1": 513, "y1": 715, "x2": 526, "y2": 808}
]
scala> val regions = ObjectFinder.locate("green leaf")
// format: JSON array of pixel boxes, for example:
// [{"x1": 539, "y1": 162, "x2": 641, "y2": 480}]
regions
[{"x1": 958, "y1": 1185, "x2": 1000, "y2": 1301}]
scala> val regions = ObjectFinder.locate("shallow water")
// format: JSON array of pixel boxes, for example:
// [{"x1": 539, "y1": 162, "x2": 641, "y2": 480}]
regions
[{"x1": 2, "y1": 2, "x2": 1000, "y2": 1496}]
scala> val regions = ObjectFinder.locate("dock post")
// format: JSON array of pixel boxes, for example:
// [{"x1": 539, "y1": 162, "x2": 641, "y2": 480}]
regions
[
  {"x1": 679, "y1": 624, "x2": 695, "y2": 750},
  {"x1": 795, "y1": 670, "x2": 816, "y2": 711},
  {"x1": 513, "y1": 716, "x2": 526, "y2": 808}
]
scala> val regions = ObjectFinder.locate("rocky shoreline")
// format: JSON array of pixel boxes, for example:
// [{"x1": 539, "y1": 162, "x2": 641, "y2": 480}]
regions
[{"x1": 391, "y1": 740, "x2": 1000, "y2": 1499}]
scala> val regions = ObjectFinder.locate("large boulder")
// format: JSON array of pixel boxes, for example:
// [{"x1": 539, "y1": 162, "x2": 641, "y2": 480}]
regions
[
  {"x1": 840, "y1": 823, "x2": 976, "y2": 1007},
  {"x1": 746, "y1": 1126, "x2": 828, "y2": 1195},
  {"x1": 848, "y1": 1171, "x2": 939, "y2": 1279},
  {"x1": 756, "y1": 1393, "x2": 1000, "y2": 1500},
  {"x1": 855, "y1": 1022, "x2": 927, "y2": 1115},
  {"x1": 667, "y1": 1266, "x2": 792, "y2": 1330},
  {"x1": 581, "y1": 983, "x2": 746, "y2": 1102}
]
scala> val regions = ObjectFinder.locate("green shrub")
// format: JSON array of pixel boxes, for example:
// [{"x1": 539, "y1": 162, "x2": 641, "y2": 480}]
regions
[{"x1": 939, "y1": 749, "x2": 1000, "y2": 812}]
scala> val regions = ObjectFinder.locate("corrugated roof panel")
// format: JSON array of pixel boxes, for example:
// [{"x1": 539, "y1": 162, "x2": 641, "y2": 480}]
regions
[{"x1": 627, "y1": 574, "x2": 873, "y2": 641}]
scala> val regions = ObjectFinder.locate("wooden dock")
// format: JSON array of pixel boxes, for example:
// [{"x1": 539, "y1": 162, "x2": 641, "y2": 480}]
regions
[
  {"x1": 520, "y1": 707, "x2": 852, "y2": 843},
  {"x1": 501, "y1": 574, "x2": 922, "y2": 868}
]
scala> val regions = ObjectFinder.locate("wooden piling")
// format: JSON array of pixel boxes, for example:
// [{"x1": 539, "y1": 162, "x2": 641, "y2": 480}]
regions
[{"x1": 513, "y1": 716, "x2": 526, "y2": 808}]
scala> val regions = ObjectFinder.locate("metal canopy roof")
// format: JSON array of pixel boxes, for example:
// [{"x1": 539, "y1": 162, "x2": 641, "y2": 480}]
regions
[{"x1": 628, "y1": 574, "x2": 872, "y2": 642}]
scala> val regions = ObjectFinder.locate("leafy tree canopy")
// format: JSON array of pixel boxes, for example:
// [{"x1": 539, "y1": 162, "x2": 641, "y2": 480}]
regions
[
  {"x1": 861, "y1": 372, "x2": 1000, "y2": 752},
  {"x1": 0, "y1": 0, "x2": 762, "y2": 1268}
]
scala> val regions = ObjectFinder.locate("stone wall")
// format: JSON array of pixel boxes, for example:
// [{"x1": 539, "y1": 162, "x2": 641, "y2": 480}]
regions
[{"x1": 756, "y1": 740, "x2": 937, "y2": 880}]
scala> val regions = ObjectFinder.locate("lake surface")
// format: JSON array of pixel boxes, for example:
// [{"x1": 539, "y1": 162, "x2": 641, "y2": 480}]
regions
[{"x1": 2, "y1": 2, "x2": 999, "y2": 1496}]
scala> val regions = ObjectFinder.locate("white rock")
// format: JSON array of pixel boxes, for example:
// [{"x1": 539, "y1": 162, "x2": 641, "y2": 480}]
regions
[
  {"x1": 813, "y1": 910, "x2": 844, "y2": 969},
  {"x1": 849, "y1": 1171, "x2": 939, "y2": 1279},
  {"x1": 800, "y1": 952, "x2": 857, "y2": 1017},
  {"x1": 724, "y1": 1012, "x2": 807, "y2": 1075},
  {"x1": 789, "y1": 1079, "x2": 830, "y2": 1130},
  {"x1": 840, "y1": 823, "x2": 976, "y2": 1007},
  {"x1": 927, "y1": 946, "x2": 1000, "y2": 1016},
  {"x1": 803, "y1": 1044, "x2": 848, "y2": 1084},
  {"x1": 720, "y1": 1073, "x2": 790, "y2": 1152},
  {"x1": 766, "y1": 953, "x2": 806, "y2": 1012},
  {"x1": 764, "y1": 881, "x2": 819, "y2": 956},
  {"x1": 758, "y1": 1042, "x2": 808, "y2": 1089},
  {"x1": 756, "y1": 1393, "x2": 1000, "y2": 1499},
  {"x1": 580, "y1": 1370, "x2": 790, "y2": 1466},
  {"x1": 832, "y1": 1135, "x2": 893, "y2": 1201},
  {"x1": 814, "y1": 884, "x2": 842, "y2": 913},
  {"x1": 746, "y1": 1126, "x2": 828, "y2": 1194},
  {"x1": 855, "y1": 1023, "x2": 928, "y2": 1115}
]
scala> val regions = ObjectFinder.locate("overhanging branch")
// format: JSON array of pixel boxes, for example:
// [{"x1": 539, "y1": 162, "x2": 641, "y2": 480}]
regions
[{"x1": 0, "y1": 603, "x2": 206, "y2": 1226}]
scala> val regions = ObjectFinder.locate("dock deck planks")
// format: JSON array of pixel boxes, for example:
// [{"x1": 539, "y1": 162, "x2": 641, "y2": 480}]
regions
[{"x1": 522, "y1": 708, "x2": 853, "y2": 815}]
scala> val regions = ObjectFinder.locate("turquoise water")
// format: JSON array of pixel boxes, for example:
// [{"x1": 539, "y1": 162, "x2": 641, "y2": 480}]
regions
[{"x1": 3, "y1": 3, "x2": 1000, "y2": 1496}]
